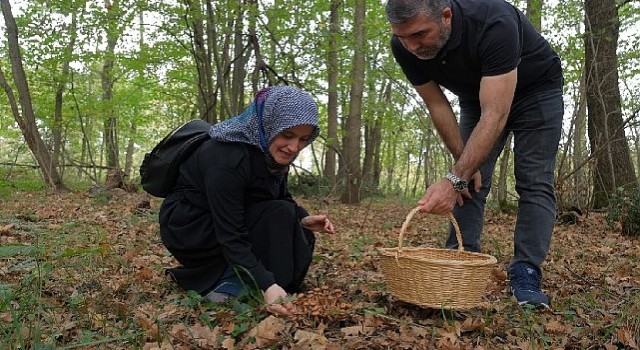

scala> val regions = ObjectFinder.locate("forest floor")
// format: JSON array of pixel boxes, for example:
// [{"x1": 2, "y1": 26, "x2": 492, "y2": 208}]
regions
[{"x1": 0, "y1": 188, "x2": 638, "y2": 349}]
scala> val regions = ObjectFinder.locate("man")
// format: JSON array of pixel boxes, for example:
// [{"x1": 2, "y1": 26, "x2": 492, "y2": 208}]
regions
[{"x1": 386, "y1": 0, "x2": 564, "y2": 308}]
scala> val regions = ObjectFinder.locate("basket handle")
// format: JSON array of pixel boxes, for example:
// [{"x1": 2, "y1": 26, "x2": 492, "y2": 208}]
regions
[{"x1": 396, "y1": 207, "x2": 464, "y2": 256}]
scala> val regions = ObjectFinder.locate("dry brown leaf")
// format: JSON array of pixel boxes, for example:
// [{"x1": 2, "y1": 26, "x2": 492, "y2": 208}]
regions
[
  {"x1": 294, "y1": 329, "x2": 330, "y2": 348},
  {"x1": 460, "y1": 317, "x2": 484, "y2": 333},
  {"x1": 544, "y1": 320, "x2": 567, "y2": 334},
  {"x1": 341, "y1": 325, "x2": 363, "y2": 337},
  {"x1": 0, "y1": 224, "x2": 14, "y2": 236},
  {"x1": 617, "y1": 327, "x2": 639, "y2": 349},
  {"x1": 436, "y1": 331, "x2": 459, "y2": 348},
  {"x1": 604, "y1": 343, "x2": 618, "y2": 350},
  {"x1": 136, "y1": 313, "x2": 161, "y2": 341},
  {"x1": 190, "y1": 324, "x2": 221, "y2": 348},
  {"x1": 241, "y1": 315, "x2": 285, "y2": 348},
  {"x1": 136, "y1": 267, "x2": 155, "y2": 280},
  {"x1": 220, "y1": 336, "x2": 236, "y2": 349}
]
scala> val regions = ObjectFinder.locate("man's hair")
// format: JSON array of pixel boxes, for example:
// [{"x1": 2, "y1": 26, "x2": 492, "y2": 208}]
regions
[{"x1": 385, "y1": 0, "x2": 451, "y2": 24}]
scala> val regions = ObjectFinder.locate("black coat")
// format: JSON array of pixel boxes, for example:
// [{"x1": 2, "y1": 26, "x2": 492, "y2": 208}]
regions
[{"x1": 159, "y1": 140, "x2": 313, "y2": 294}]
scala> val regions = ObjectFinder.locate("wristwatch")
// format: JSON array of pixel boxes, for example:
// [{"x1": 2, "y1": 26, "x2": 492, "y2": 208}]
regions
[{"x1": 445, "y1": 172, "x2": 467, "y2": 192}]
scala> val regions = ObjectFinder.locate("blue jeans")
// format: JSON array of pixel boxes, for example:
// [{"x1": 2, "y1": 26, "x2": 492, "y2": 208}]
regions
[
  {"x1": 446, "y1": 89, "x2": 564, "y2": 268},
  {"x1": 212, "y1": 265, "x2": 248, "y2": 296}
]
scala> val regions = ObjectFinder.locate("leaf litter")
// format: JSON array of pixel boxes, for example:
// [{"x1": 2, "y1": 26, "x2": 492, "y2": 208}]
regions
[{"x1": 0, "y1": 190, "x2": 638, "y2": 349}]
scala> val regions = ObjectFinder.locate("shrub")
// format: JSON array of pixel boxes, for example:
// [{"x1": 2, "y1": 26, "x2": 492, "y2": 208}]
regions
[{"x1": 606, "y1": 186, "x2": 640, "y2": 237}]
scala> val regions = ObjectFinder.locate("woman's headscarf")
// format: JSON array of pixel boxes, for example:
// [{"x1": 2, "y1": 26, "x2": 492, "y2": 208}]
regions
[{"x1": 208, "y1": 86, "x2": 319, "y2": 176}]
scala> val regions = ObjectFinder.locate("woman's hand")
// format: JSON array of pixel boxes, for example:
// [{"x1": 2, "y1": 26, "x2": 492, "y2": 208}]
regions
[
  {"x1": 301, "y1": 215, "x2": 335, "y2": 234},
  {"x1": 264, "y1": 284, "x2": 296, "y2": 317}
]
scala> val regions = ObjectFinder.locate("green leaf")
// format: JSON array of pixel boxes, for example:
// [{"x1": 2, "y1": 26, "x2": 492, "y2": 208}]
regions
[{"x1": 0, "y1": 244, "x2": 35, "y2": 257}]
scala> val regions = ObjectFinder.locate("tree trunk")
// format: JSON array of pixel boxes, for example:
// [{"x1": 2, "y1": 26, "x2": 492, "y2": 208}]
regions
[
  {"x1": 102, "y1": 0, "x2": 121, "y2": 171},
  {"x1": 362, "y1": 82, "x2": 384, "y2": 195},
  {"x1": 0, "y1": 0, "x2": 67, "y2": 192},
  {"x1": 324, "y1": 0, "x2": 340, "y2": 186},
  {"x1": 412, "y1": 136, "x2": 425, "y2": 197},
  {"x1": 186, "y1": 0, "x2": 215, "y2": 121},
  {"x1": 584, "y1": 0, "x2": 638, "y2": 208},
  {"x1": 497, "y1": 134, "x2": 512, "y2": 208},
  {"x1": 385, "y1": 132, "x2": 398, "y2": 193},
  {"x1": 248, "y1": 0, "x2": 275, "y2": 94},
  {"x1": 572, "y1": 71, "x2": 589, "y2": 210},
  {"x1": 526, "y1": 0, "x2": 543, "y2": 31},
  {"x1": 232, "y1": 2, "x2": 249, "y2": 111},
  {"x1": 340, "y1": 0, "x2": 366, "y2": 204},
  {"x1": 53, "y1": 11, "x2": 78, "y2": 176}
]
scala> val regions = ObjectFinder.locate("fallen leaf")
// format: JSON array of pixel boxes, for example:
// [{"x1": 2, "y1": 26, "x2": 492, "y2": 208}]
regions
[
  {"x1": 294, "y1": 329, "x2": 330, "y2": 349},
  {"x1": 617, "y1": 327, "x2": 639, "y2": 349},
  {"x1": 544, "y1": 320, "x2": 567, "y2": 334},
  {"x1": 242, "y1": 315, "x2": 285, "y2": 348},
  {"x1": 0, "y1": 224, "x2": 14, "y2": 236}
]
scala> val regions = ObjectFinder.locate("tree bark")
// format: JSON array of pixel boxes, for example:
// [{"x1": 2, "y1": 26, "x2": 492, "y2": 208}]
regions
[
  {"x1": 52, "y1": 11, "x2": 78, "y2": 177},
  {"x1": 185, "y1": 0, "x2": 215, "y2": 121},
  {"x1": 584, "y1": 0, "x2": 638, "y2": 208},
  {"x1": 323, "y1": 0, "x2": 340, "y2": 186},
  {"x1": 0, "y1": 0, "x2": 67, "y2": 192},
  {"x1": 494, "y1": 134, "x2": 512, "y2": 207},
  {"x1": 526, "y1": 0, "x2": 543, "y2": 31},
  {"x1": 572, "y1": 71, "x2": 589, "y2": 210},
  {"x1": 340, "y1": 0, "x2": 366, "y2": 204},
  {"x1": 102, "y1": 0, "x2": 121, "y2": 171}
]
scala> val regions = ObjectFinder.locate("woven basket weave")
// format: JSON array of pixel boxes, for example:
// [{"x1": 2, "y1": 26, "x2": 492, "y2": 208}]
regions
[{"x1": 378, "y1": 207, "x2": 497, "y2": 309}]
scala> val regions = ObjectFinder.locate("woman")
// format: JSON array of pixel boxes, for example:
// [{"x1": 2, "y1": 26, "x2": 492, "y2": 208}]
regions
[{"x1": 159, "y1": 86, "x2": 334, "y2": 317}]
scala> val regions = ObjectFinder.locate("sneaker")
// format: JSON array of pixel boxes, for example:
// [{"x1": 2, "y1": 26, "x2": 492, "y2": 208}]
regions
[{"x1": 509, "y1": 262, "x2": 550, "y2": 309}]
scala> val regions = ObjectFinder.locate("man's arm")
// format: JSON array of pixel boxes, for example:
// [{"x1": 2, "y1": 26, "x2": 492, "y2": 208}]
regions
[
  {"x1": 414, "y1": 69, "x2": 517, "y2": 214},
  {"x1": 414, "y1": 82, "x2": 465, "y2": 160},
  {"x1": 452, "y1": 68, "x2": 517, "y2": 181}
]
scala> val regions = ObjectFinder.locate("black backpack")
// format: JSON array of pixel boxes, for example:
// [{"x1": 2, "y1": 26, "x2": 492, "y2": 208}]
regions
[{"x1": 139, "y1": 119, "x2": 212, "y2": 197}]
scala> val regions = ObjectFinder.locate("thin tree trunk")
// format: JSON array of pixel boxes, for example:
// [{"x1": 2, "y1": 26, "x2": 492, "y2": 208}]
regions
[
  {"x1": 186, "y1": 0, "x2": 214, "y2": 121},
  {"x1": 572, "y1": 71, "x2": 588, "y2": 210},
  {"x1": 53, "y1": 11, "x2": 78, "y2": 176},
  {"x1": 324, "y1": 0, "x2": 340, "y2": 185},
  {"x1": 340, "y1": 0, "x2": 366, "y2": 204},
  {"x1": 0, "y1": 0, "x2": 67, "y2": 192},
  {"x1": 233, "y1": 2, "x2": 249, "y2": 110},
  {"x1": 386, "y1": 132, "x2": 398, "y2": 192},
  {"x1": 497, "y1": 134, "x2": 512, "y2": 207},
  {"x1": 102, "y1": 0, "x2": 121, "y2": 171},
  {"x1": 527, "y1": 0, "x2": 543, "y2": 31},
  {"x1": 412, "y1": 136, "x2": 425, "y2": 197}
]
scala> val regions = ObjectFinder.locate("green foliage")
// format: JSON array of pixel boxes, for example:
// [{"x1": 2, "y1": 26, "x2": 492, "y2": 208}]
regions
[
  {"x1": 0, "y1": 168, "x2": 47, "y2": 198},
  {"x1": 605, "y1": 186, "x2": 640, "y2": 237},
  {"x1": 1, "y1": 0, "x2": 640, "y2": 201},
  {"x1": 289, "y1": 172, "x2": 332, "y2": 198}
]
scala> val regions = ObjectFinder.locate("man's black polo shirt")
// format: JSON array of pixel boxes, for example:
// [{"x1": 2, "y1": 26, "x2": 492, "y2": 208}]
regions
[{"x1": 391, "y1": 0, "x2": 563, "y2": 103}]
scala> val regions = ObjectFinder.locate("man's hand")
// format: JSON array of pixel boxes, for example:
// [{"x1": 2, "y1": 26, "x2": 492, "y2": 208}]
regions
[
  {"x1": 264, "y1": 284, "x2": 296, "y2": 317},
  {"x1": 418, "y1": 179, "x2": 460, "y2": 215},
  {"x1": 418, "y1": 171, "x2": 480, "y2": 215},
  {"x1": 301, "y1": 215, "x2": 335, "y2": 234}
]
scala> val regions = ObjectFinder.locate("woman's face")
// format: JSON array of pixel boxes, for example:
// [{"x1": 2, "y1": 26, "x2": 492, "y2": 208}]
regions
[{"x1": 269, "y1": 124, "x2": 315, "y2": 165}]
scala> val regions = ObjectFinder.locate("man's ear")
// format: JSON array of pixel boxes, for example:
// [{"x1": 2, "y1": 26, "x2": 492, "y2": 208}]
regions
[{"x1": 442, "y1": 7, "x2": 452, "y2": 25}]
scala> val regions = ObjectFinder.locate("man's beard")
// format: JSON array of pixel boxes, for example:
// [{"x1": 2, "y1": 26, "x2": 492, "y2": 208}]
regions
[{"x1": 413, "y1": 23, "x2": 451, "y2": 60}]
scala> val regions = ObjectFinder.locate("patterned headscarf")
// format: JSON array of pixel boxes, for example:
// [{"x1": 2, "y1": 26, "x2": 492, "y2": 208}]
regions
[{"x1": 209, "y1": 86, "x2": 319, "y2": 175}]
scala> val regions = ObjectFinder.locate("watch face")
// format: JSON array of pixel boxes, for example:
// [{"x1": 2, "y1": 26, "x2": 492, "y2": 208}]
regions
[{"x1": 446, "y1": 172, "x2": 467, "y2": 191}]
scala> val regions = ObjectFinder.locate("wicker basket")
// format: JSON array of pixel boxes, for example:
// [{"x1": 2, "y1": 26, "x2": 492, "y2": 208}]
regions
[{"x1": 378, "y1": 207, "x2": 497, "y2": 309}]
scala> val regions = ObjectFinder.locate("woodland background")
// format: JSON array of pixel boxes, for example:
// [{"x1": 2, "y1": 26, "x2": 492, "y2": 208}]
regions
[
  {"x1": 0, "y1": 0, "x2": 639, "y2": 349},
  {"x1": 0, "y1": 0, "x2": 640, "y2": 213}
]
